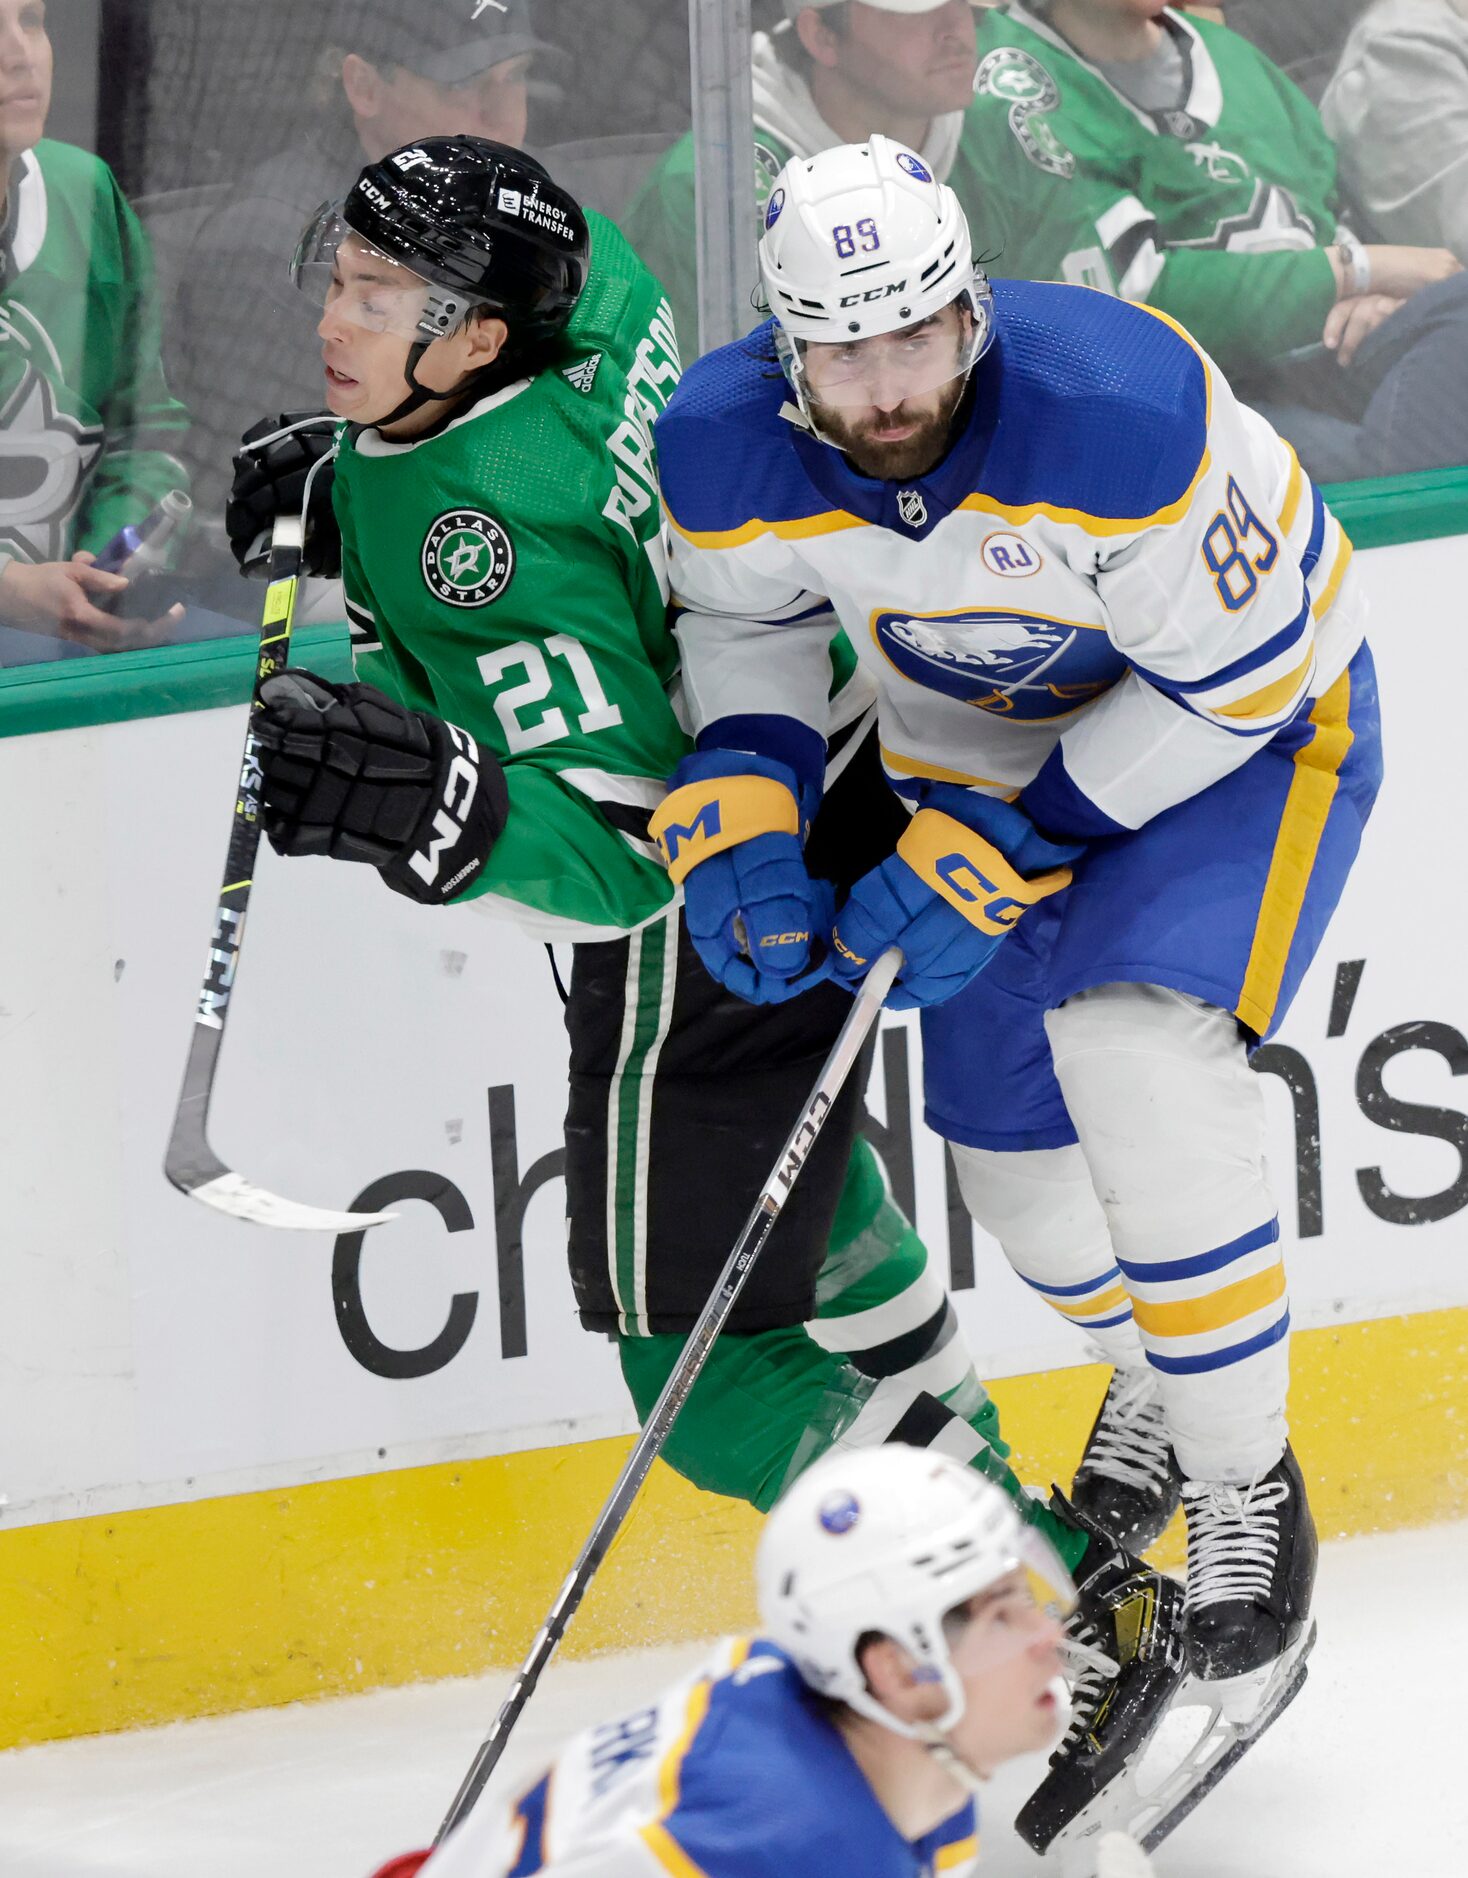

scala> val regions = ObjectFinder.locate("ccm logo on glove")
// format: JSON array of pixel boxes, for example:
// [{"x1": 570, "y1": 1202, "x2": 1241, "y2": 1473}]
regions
[
  {"x1": 898, "y1": 809, "x2": 1071, "y2": 935},
  {"x1": 409, "y1": 724, "x2": 484, "y2": 896},
  {"x1": 252, "y1": 671, "x2": 509, "y2": 909},
  {"x1": 652, "y1": 774, "x2": 802, "y2": 881}
]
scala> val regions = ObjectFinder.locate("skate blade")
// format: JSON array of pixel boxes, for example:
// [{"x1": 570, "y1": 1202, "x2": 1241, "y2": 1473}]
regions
[{"x1": 1040, "y1": 1622, "x2": 1315, "y2": 1874}]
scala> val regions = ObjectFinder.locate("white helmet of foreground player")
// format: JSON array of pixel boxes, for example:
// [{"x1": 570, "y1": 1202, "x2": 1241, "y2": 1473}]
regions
[
  {"x1": 758, "y1": 1446, "x2": 1073, "y2": 1764},
  {"x1": 759, "y1": 134, "x2": 995, "y2": 437}
]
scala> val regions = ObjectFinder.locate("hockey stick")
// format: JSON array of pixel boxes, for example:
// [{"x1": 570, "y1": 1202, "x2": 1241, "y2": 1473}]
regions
[
  {"x1": 435, "y1": 946, "x2": 903, "y2": 1841},
  {"x1": 164, "y1": 503, "x2": 393, "y2": 1232}
]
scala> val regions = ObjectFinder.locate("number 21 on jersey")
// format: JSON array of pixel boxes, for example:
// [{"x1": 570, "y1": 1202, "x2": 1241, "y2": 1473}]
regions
[
  {"x1": 1201, "y1": 475, "x2": 1278, "y2": 611},
  {"x1": 478, "y1": 635, "x2": 623, "y2": 755}
]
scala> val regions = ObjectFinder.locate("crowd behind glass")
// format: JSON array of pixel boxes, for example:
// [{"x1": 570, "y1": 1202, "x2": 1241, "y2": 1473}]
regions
[{"x1": 0, "y1": 0, "x2": 1464, "y2": 663}]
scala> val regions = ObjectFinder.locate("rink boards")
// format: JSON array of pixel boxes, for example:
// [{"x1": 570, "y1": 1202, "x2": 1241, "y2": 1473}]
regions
[{"x1": 2, "y1": 527, "x2": 1468, "y2": 1747}]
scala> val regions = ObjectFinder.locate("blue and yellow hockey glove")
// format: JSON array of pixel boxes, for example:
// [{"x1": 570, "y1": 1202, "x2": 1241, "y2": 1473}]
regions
[
  {"x1": 650, "y1": 750, "x2": 835, "y2": 1006},
  {"x1": 831, "y1": 795, "x2": 1078, "y2": 1012}
]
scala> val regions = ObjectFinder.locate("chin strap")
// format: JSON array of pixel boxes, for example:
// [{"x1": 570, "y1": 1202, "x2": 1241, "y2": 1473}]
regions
[
  {"x1": 376, "y1": 339, "x2": 468, "y2": 431},
  {"x1": 920, "y1": 1731, "x2": 988, "y2": 1796}
]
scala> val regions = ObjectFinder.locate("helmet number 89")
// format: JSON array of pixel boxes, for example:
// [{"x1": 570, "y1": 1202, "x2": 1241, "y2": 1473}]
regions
[{"x1": 833, "y1": 218, "x2": 881, "y2": 259}]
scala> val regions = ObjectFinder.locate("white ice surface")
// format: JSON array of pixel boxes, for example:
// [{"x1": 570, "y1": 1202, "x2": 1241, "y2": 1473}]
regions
[{"x1": 1, "y1": 1521, "x2": 1462, "y2": 1878}]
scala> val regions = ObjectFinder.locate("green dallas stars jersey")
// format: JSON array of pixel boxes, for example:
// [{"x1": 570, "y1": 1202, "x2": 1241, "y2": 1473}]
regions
[
  {"x1": 966, "y1": 3, "x2": 1343, "y2": 377},
  {"x1": 333, "y1": 211, "x2": 690, "y2": 941},
  {"x1": 0, "y1": 139, "x2": 189, "y2": 568}
]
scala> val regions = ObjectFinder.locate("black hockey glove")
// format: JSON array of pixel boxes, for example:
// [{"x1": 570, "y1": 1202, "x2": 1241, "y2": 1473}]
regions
[
  {"x1": 253, "y1": 671, "x2": 509, "y2": 907},
  {"x1": 226, "y1": 413, "x2": 341, "y2": 577}
]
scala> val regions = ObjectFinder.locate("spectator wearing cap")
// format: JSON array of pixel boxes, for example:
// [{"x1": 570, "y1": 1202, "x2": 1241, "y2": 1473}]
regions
[
  {"x1": 960, "y1": 1, "x2": 1468, "y2": 480},
  {"x1": 167, "y1": 0, "x2": 559, "y2": 570},
  {"x1": 621, "y1": 1, "x2": 987, "y2": 359},
  {"x1": 1322, "y1": 1, "x2": 1468, "y2": 264}
]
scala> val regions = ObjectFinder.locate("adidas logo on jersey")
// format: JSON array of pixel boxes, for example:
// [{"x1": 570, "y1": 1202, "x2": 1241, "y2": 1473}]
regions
[{"x1": 564, "y1": 353, "x2": 603, "y2": 395}]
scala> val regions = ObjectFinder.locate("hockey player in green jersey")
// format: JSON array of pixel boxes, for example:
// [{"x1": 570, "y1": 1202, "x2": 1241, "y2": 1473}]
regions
[
  {"x1": 962, "y1": 1, "x2": 1468, "y2": 474},
  {"x1": 227, "y1": 136, "x2": 1192, "y2": 1851},
  {"x1": 0, "y1": 0, "x2": 190, "y2": 653}
]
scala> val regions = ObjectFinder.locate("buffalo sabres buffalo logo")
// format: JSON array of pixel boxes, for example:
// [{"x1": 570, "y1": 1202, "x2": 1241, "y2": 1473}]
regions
[{"x1": 872, "y1": 606, "x2": 1124, "y2": 718}]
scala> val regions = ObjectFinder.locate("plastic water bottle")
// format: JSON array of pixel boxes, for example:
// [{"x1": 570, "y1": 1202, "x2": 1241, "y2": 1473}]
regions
[{"x1": 92, "y1": 488, "x2": 192, "y2": 617}]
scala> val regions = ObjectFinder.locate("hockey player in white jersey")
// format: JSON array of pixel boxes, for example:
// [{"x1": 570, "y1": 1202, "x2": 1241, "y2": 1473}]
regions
[
  {"x1": 368, "y1": 1445, "x2": 1078, "y2": 1877},
  {"x1": 649, "y1": 138, "x2": 1381, "y2": 1746}
]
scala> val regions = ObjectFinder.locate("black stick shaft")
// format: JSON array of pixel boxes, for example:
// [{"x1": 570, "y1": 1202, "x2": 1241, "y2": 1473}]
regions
[
  {"x1": 164, "y1": 518, "x2": 303, "y2": 1192},
  {"x1": 435, "y1": 946, "x2": 902, "y2": 1843}
]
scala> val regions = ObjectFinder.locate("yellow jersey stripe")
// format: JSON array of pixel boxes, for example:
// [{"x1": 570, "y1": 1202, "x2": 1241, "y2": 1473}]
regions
[
  {"x1": 937, "y1": 1832, "x2": 980, "y2": 1870},
  {"x1": 1278, "y1": 443, "x2": 1306, "y2": 538},
  {"x1": 639, "y1": 1640, "x2": 755, "y2": 1877},
  {"x1": 880, "y1": 745, "x2": 1018, "y2": 792},
  {"x1": 954, "y1": 446, "x2": 1211, "y2": 537},
  {"x1": 639, "y1": 1674, "x2": 715, "y2": 1878},
  {"x1": 1214, "y1": 648, "x2": 1315, "y2": 722},
  {"x1": 664, "y1": 503, "x2": 868, "y2": 550},
  {"x1": 641, "y1": 1820, "x2": 710, "y2": 1878},
  {"x1": 1311, "y1": 535, "x2": 1355, "y2": 621},
  {"x1": 1131, "y1": 1262, "x2": 1286, "y2": 1339},
  {"x1": 655, "y1": 1676, "x2": 711, "y2": 1816},
  {"x1": 1236, "y1": 668, "x2": 1355, "y2": 1036}
]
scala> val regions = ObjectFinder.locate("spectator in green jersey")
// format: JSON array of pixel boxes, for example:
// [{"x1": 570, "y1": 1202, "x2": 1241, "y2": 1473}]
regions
[
  {"x1": 168, "y1": 0, "x2": 559, "y2": 560},
  {"x1": 964, "y1": 1, "x2": 1468, "y2": 479},
  {"x1": 622, "y1": 1, "x2": 988, "y2": 358},
  {"x1": 1322, "y1": 1, "x2": 1468, "y2": 265},
  {"x1": 0, "y1": 0, "x2": 189, "y2": 657}
]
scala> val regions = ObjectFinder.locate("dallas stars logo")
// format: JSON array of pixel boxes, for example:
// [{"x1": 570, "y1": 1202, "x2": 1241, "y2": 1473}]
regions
[
  {"x1": 0, "y1": 359, "x2": 104, "y2": 564},
  {"x1": 422, "y1": 508, "x2": 515, "y2": 607}
]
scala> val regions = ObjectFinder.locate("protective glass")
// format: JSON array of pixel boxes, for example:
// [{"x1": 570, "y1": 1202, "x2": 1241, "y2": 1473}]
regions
[
  {"x1": 938, "y1": 1528, "x2": 1076, "y2": 1681},
  {"x1": 291, "y1": 204, "x2": 446, "y2": 343},
  {"x1": 779, "y1": 290, "x2": 990, "y2": 411}
]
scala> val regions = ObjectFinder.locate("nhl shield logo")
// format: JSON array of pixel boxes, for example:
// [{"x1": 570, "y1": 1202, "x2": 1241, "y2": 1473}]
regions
[
  {"x1": 422, "y1": 508, "x2": 515, "y2": 607},
  {"x1": 897, "y1": 488, "x2": 928, "y2": 530}
]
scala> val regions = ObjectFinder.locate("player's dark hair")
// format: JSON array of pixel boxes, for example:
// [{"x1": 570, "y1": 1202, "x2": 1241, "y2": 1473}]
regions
[
  {"x1": 807, "y1": 1628, "x2": 888, "y2": 1724},
  {"x1": 774, "y1": 5, "x2": 853, "y2": 78}
]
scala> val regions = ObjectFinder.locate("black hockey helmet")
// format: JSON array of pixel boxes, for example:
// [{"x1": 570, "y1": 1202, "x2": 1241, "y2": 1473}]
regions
[
  {"x1": 347, "y1": 136, "x2": 587, "y2": 349},
  {"x1": 292, "y1": 137, "x2": 589, "y2": 424}
]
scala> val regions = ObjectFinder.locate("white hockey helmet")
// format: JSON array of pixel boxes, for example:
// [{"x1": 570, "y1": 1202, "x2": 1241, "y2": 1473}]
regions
[
  {"x1": 758, "y1": 134, "x2": 995, "y2": 422},
  {"x1": 757, "y1": 1445, "x2": 1073, "y2": 1740}
]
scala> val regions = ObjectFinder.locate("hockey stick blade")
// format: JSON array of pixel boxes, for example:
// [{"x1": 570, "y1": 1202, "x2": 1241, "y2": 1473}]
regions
[
  {"x1": 163, "y1": 505, "x2": 395, "y2": 1234},
  {"x1": 179, "y1": 1169, "x2": 394, "y2": 1232}
]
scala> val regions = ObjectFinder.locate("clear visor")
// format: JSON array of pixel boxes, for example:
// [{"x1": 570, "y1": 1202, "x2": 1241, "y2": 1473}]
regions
[
  {"x1": 780, "y1": 294, "x2": 989, "y2": 411},
  {"x1": 292, "y1": 205, "x2": 462, "y2": 343},
  {"x1": 938, "y1": 1528, "x2": 1076, "y2": 1681}
]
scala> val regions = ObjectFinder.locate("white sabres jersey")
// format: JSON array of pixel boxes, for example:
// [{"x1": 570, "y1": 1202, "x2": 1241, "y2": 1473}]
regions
[
  {"x1": 417, "y1": 1638, "x2": 978, "y2": 1878},
  {"x1": 655, "y1": 280, "x2": 1365, "y2": 841}
]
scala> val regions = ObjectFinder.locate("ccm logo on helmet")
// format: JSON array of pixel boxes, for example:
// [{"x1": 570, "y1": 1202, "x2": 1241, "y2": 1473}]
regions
[
  {"x1": 839, "y1": 280, "x2": 909, "y2": 307},
  {"x1": 408, "y1": 724, "x2": 481, "y2": 889}
]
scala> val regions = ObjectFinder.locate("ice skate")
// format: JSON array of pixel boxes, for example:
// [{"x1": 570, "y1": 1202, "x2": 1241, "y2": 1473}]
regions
[
  {"x1": 1182, "y1": 1443, "x2": 1317, "y2": 1704},
  {"x1": 1014, "y1": 1497, "x2": 1186, "y2": 1856},
  {"x1": 1071, "y1": 1360, "x2": 1182, "y2": 1553}
]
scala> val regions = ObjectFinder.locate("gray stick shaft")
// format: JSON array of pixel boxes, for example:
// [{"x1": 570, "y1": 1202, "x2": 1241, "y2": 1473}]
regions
[{"x1": 435, "y1": 948, "x2": 902, "y2": 1842}]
